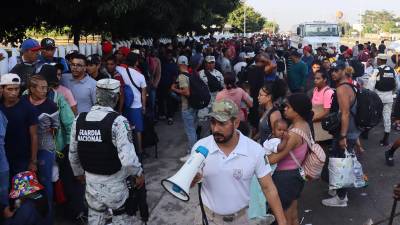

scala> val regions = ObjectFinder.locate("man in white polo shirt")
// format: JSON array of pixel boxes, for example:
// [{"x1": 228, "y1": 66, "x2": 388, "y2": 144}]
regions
[{"x1": 191, "y1": 99, "x2": 286, "y2": 225}]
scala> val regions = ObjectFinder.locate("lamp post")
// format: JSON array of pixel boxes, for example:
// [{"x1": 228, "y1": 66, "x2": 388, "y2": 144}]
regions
[{"x1": 241, "y1": 0, "x2": 247, "y2": 37}]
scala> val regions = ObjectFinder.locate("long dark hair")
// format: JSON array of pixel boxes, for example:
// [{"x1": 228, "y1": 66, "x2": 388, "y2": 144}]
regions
[
  {"x1": 261, "y1": 79, "x2": 287, "y2": 102},
  {"x1": 224, "y1": 72, "x2": 237, "y2": 90}
]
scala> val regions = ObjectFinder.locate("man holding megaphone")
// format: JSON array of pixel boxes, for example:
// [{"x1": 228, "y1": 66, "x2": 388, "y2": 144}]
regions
[{"x1": 189, "y1": 99, "x2": 287, "y2": 225}]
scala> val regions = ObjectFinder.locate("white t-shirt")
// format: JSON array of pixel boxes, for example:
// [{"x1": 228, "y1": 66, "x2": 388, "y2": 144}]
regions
[
  {"x1": 117, "y1": 66, "x2": 147, "y2": 108},
  {"x1": 191, "y1": 131, "x2": 271, "y2": 215},
  {"x1": 233, "y1": 61, "x2": 247, "y2": 76}
]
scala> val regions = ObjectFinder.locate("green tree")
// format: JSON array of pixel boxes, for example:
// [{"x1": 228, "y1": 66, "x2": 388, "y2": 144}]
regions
[
  {"x1": 361, "y1": 10, "x2": 397, "y2": 33},
  {"x1": 227, "y1": 4, "x2": 266, "y2": 33},
  {"x1": 0, "y1": 0, "x2": 239, "y2": 45},
  {"x1": 263, "y1": 21, "x2": 279, "y2": 33}
]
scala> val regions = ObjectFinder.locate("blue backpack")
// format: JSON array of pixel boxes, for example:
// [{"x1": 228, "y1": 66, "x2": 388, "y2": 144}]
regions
[{"x1": 123, "y1": 85, "x2": 134, "y2": 109}]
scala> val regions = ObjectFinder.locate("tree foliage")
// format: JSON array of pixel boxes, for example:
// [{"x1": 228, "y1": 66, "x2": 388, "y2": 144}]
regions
[
  {"x1": 361, "y1": 10, "x2": 400, "y2": 33},
  {"x1": 0, "y1": 0, "x2": 239, "y2": 45},
  {"x1": 227, "y1": 4, "x2": 266, "y2": 33},
  {"x1": 263, "y1": 21, "x2": 279, "y2": 33}
]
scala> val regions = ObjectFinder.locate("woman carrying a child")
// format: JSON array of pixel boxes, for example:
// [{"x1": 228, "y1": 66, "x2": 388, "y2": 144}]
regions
[{"x1": 268, "y1": 93, "x2": 313, "y2": 225}]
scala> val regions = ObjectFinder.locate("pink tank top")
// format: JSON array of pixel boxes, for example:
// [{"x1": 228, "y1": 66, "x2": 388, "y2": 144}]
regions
[{"x1": 276, "y1": 141, "x2": 308, "y2": 171}]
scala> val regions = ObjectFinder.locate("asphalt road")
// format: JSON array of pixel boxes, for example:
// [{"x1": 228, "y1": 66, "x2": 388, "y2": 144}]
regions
[{"x1": 57, "y1": 115, "x2": 400, "y2": 225}]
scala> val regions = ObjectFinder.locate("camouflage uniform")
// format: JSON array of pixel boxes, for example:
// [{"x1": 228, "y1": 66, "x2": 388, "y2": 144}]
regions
[{"x1": 69, "y1": 105, "x2": 142, "y2": 225}]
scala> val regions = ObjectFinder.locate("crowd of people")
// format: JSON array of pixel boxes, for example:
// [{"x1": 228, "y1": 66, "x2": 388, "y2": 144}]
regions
[{"x1": 0, "y1": 33, "x2": 400, "y2": 225}]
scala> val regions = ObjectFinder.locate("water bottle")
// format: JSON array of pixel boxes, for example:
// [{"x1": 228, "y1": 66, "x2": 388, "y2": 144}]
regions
[{"x1": 353, "y1": 157, "x2": 365, "y2": 188}]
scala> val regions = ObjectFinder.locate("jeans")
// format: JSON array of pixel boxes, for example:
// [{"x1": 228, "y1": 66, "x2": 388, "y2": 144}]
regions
[
  {"x1": 0, "y1": 170, "x2": 9, "y2": 208},
  {"x1": 182, "y1": 108, "x2": 198, "y2": 153},
  {"x1": 37, "y1": 149, "x2": 55, "y2": 225},
  {"x1": 330, "y1": 138, "x2": 357, "y2": 199}
]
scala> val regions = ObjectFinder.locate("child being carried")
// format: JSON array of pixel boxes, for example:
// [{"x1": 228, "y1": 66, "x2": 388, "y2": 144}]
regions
[{"x1": 263, "y1": 119, "x2": 289, "y2": 173}]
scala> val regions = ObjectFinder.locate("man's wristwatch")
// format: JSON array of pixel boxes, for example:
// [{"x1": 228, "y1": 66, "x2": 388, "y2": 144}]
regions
[{"x1": 339, "y1": 134, "x2": 347, "y2": 140}]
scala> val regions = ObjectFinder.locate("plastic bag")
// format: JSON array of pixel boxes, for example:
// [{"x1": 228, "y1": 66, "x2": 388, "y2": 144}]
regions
[
  {"x1": 248, "y1": 176, "x2": 267, "y2": 219},
  {"x1": 328, "y1": 151, "x2": 355, "y2": 190}
]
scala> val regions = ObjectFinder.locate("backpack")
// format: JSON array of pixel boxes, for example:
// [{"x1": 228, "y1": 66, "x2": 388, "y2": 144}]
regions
[
  {"x1": 183, "y1": 73, "x2": 211, "y2": 109},
  {"x1": 204, "y1": 70, "x2": 223, "y2": 93},
  {"x1": 349, "y1": 59, "x2": 365, "y2": 78},
  {"x1": 289, "y1": 128, "x2": 326, "y2": 180},
  {"x1": 123, "y1": 85, "x2": 135, "y2": 110},
  {"x1": 322, "y1": 83, "x2": 383, "y2": 133}
]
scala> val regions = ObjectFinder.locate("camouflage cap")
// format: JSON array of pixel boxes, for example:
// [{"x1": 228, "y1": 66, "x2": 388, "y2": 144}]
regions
[{"x1": 208, "y1": 99, "x2": 239, "y2": 122}]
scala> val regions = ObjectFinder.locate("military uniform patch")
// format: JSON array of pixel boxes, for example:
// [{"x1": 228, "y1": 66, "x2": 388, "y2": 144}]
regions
[{"x1": 123, "y1": 120, "x2": 134, "y2": 143}]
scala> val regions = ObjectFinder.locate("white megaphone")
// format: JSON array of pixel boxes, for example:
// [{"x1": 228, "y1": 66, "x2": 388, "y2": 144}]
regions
[{"x1": 161, "y1": 146, "x2": 208, "y2": 201}]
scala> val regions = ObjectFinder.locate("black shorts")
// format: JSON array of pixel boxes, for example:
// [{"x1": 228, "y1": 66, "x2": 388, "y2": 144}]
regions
[{"x1": 272, "y1": 169, "x2": 305, "y2": 210}]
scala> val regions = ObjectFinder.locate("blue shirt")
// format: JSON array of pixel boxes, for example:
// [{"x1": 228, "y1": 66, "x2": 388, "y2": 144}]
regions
[
  {"x1": 60, "y1": 74, "x2": 97, "y2": 113},
  {"x1": 37, "y1": 55, "x2": 69, "y2": 73},
  {"x1": 0, "y1": 98, "x2": 39, "y2": 162},
  {"x1": 0, "y1": 111, "x2": 8, "y2": 172}
]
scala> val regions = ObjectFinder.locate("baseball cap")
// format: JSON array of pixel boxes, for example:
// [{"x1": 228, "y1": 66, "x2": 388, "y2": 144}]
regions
[
  {"x1": 377, "y1": 53, "x2": 388, "y2": 60},
  {"x1": 20, "y1": 39, "x2": 41, "y2": 53},
  {"x1": 96, "y1": 79, "x2": 120, "y2": 93},
  {"x1": 40, "y1": 38, "x2": 56, "y2": 49},
  {"x1": 0, "y1": 73, "x2": 21, "y2": 86},
  {"x1": 205, "y1": 55, "x2": 216, "y2": 63},
  {"x1": 118, "y1": 47, "x2": 131, "y2": 57},
  {"x1": 290, "y1": 50, "x2": 302, "y2": 58},
  {"x1": 86, "y1": 54, "x2": 101, "y2": 65},
  {"x1": 208, "y1": 99, "x2": 239, "y2": 122},
  {"x1": 102, "y1": 40, "x2": 113, "y2": 55},
  {"x1": 177, "y1": 55, "x2": 189, "y2": 66},
  {"x1": 303, "y1": 46, "x2": 312, "y2": 53},
  {"x1": 331, "y1": 61, "x2": 346, "y2": 71}
]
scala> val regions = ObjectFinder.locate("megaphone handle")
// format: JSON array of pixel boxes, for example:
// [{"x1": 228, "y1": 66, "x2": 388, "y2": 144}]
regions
[
  {"x1": 198, "y1": 183, "x2": 209, "y2": 225},
  {"x1": 389, "y1": 199, "x2": 398, "y2": 225}
]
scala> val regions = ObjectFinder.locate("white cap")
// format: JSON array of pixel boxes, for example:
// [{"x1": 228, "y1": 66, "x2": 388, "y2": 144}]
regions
[
  {"x1": 205, "y1": 55, "x2": 216, "y2": 62},
  {"x1": 377, "y1": 53, "x2": 387, "y2": 60},
  {"x1": 177, "y1": 55, "x2": 189, "y2": 65},
  {"x1": 327, "y1": 48, "x2": 335, "y2": 55},
  {"x1": 0, "y1": 73, "x2": 21, "y2": 86},
  {"x1": 96, "y1": 79, "x2": 120, "y2": 93}
]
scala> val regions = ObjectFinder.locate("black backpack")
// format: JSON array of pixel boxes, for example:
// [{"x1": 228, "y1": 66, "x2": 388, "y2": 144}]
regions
[
  {"x1": 183, "y1": 73, "x2": 211, "y2": 109},
  {"x1": 322, "y1": 83, "x2": 383, "y2": 133},
  {"x1": 204, "y1": 70, "x2": 223, "y2": 93}
]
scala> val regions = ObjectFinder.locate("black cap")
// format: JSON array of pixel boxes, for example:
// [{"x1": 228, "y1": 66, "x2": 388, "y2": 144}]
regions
[
  {"x1": 40, "y1": 38, "x2": 56, "y2": 49},
  {"x1": 331, "y1": 61, "x2": 346, "y2": 71},
  {"x1": 86, "y1": 54, "x2": 101, "y2": 65},
  {"x1": 290, "y1": 50, "x2": 302, "y2": 58}
]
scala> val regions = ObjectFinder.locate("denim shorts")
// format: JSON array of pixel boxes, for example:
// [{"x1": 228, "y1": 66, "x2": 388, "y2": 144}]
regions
[
  {"x1": 272, "y1": 169, "x2": 305, "y2": 210},
  {"x1": 124, "y1": 108, "x2": 144, "y2": 132}
]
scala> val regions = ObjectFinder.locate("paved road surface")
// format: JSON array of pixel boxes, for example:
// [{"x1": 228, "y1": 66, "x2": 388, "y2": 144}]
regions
[{"x1": 58, "y1": 115, "x2": 400, "y2": 225}]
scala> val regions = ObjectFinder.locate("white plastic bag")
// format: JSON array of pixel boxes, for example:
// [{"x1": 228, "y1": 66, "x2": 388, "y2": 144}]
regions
[{"x1": 328, "y1": 151, "x2": 355, "y2": 190}]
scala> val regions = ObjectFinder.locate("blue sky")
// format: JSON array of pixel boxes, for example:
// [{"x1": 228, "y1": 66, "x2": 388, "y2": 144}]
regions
[{"x1": 246, "y1": 0, "x2": 400, "y2": 31}]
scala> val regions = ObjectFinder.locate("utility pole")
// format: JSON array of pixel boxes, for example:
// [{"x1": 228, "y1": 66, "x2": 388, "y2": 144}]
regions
[{"x1": 241, "y1": 0, "x2": 246, "y2": 37}]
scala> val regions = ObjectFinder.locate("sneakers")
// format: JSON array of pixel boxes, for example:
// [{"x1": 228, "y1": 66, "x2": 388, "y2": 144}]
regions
[
  {"x1": 322, "y1": 195, "x2": 348, "y2": 207},
  {"x1": 385, "y1": 151, "x2": 394, "y2": 167},
  {"x1": 179, "y1": 154, "x2": 191, "y2": 162},
  {"x1": 328, "y1": 190, "x2": 348, "y2": 201}
]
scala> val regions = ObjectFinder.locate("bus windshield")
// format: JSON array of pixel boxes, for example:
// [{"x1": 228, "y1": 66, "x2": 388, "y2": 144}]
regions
[{"x1": 304, "y1": 24, "x2": 339, "y2": 37}]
